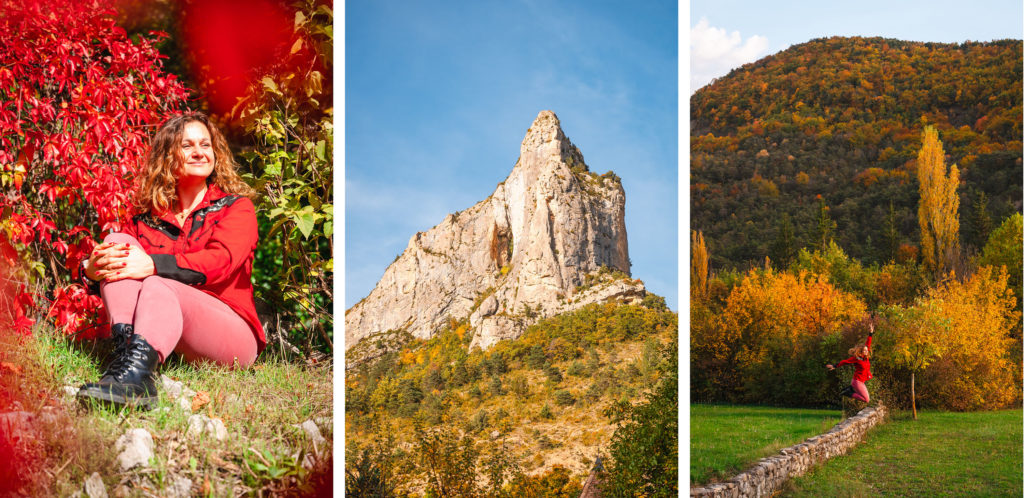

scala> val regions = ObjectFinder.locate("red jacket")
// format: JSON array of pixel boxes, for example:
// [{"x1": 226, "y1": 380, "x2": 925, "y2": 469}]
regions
[
  {"x1": 122, "y1": 185, "x2": 265, "y2": 353},
  {"x1": 836, "y1": 335, "x2": 872, "y2": 381}
]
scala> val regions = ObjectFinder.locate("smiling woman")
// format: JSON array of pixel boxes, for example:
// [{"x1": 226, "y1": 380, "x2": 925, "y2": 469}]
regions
[{"x1": 77, "y1": 112, "x2": 264, "y2": 410}]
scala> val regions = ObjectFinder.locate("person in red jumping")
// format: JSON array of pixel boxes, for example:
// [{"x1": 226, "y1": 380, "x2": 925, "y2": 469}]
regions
[
  {"x1": 826, "y1": 323, "x2": 873, "y2": 404},
  {"x1": 77, "y1": 112, "x2": 265, "y2": 409}
]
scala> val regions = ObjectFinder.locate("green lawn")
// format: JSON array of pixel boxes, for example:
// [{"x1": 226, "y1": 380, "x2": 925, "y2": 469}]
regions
[
  {"x1": 690, "y1": 403, "x2": 840, "y2": 485},
  {"x1": 783, "y1": 409, "x2": 1023, "y2": 497}
]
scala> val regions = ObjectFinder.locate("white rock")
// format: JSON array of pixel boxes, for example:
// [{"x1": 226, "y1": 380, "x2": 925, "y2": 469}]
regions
[
  {"x1": 115, "y1": 429, "x2": 154, "y2": 471},
  {"x1": 84, "y1": 472, "x2": 107, "y2": 498},
  {"x1": 63, "y1": 386, "x2": 79, "y2": 397},
  {"x1": 346, "y1": 110, "x2": 643, "y2": 352},
  {"x1": 160, "y1": 376, "x2": 183, "y2": 400},
  {"x1": 187, "y1": 414, "x2": 227, "y2": 441},
  {"x1": 165, "y1": 476, "x2": 192, "y2": 498},
  {"x1": 176, "y1": 396, "x2": 192, "y2": 413},
  {"x1": 296, "y1": 420, "x2": 325, "y2": 447}
]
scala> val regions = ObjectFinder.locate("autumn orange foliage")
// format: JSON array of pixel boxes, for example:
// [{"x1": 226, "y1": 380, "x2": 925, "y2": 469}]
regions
[
  {"x1": 691, "y1": 269, "x2": 866, "y2": 404},
  {"x1": 918, "y1": 267, "x2": 1021, "y2": 410}
]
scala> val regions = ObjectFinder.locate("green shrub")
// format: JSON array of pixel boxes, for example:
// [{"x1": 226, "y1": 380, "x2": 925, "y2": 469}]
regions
[
  {"x1": 545, "y1": 364, "x2": 563, "y2": 384},
  {"x1": 538, "y1": 404, "x2": 554, "y2": 420},
  {"x1": 237, "y1": 0, "x2": 334, "y2": 356}
]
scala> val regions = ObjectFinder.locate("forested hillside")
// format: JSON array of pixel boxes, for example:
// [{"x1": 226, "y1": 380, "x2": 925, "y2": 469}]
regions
[{"x1": 691, "y1": 37, "x2": 1022, "y2": 270}]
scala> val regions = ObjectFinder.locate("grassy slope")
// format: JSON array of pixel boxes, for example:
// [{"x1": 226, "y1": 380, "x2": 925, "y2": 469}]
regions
[
  {"x1": 690, "y1": 404, "x2": 840, "y2": 485},
  {"x1": 345, "y1": 299, "x2": 678, "y2": 495},
  {"x1": 345, "y1": 338, "x2": 661, "y2": 491},
  {"x1": 783, "y1": 409, "x2": 1023, "y2": 497},
  {"x1": 27, "y1": 328, "x2": 333, "y2": 496}
]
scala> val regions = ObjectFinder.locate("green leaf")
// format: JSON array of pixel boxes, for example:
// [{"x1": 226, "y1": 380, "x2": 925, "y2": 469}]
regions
[
  {"x1": 264, "y1": 161, "x2": 281, "y2": 176},
  {"x1": 308, "y1": 192, "x2": 323, "y2": 210},
  {"x1": 314, "y1": 140, "x2": 326, "y2": 161},
  {"x1": 294, "y1": 210, "x2": 315, "y2": 238},
  {"x1": 294, "y1": 10, "x2": 306, "y2": 28}
]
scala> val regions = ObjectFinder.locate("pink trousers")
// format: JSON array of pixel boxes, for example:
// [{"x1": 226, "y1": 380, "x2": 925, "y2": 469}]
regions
[
  {"x1": 851, "y1": 379, "x2": 870, "y2": 403},
  {"x1": 99, "y1": 233, "x2": 257, "y2": 367}
]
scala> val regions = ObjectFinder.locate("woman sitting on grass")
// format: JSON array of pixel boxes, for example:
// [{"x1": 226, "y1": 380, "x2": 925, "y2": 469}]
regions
[
  {"x1": 77, "y1": 112, "x2": 265, "y2": 409},
  {"x1": 826, "y1": 322, "x2": 873, "y2": 404}
]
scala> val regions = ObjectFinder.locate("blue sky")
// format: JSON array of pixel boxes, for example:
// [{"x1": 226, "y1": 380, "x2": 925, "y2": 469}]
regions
[
  {"x1": 690, "y1": 0, "x2": 1024, "y2": 92},
  {"x1": 346, "y1": 1, "x2": 679, "y2": 310}
]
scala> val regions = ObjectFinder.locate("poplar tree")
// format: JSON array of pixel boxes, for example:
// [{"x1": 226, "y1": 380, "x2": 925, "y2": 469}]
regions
[
  {"x1": 691, "y1": 231, "x2": 709, "y2": 300},
  {"x1": 916, "y1": 126, "x2": 960, "y2": 275}
]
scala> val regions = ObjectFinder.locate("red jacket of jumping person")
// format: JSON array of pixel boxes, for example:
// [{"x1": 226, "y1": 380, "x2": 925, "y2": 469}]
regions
[
  {"x1": 87, "y1": 185, "x2": 266, "y2": 353},
  {"x1": 836, "y1": 335, "x2": 872, "y2": 382}
]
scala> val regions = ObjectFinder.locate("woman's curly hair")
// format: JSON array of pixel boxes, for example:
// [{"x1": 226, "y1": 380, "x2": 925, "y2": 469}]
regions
[
  {"x1": 134, "y1": 112, "x2": 255, "y2": 214},
  {"x1": 848, "y1": 341, "x2": 871, "y2": 360}
]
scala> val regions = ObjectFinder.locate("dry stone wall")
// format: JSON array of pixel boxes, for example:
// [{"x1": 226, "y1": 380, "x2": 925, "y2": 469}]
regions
[{"x1": 691, "y1": 405, "x2": 887, "y2": 498}]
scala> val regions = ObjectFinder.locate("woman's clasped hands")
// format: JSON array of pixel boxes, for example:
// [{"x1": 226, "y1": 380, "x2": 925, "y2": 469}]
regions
[{"x1": 85, "y1": 242, "x2": 155, "y2": 282}]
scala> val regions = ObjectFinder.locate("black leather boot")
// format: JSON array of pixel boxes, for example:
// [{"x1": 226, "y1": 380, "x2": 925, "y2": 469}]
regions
[
  {"x1": 840, "y1": 385, "x2": 854, "y2": 398},
  {"x1": 105, "y1": 323, "x2": 133, "y2": 366},
  {"x1": 78, "y1": 334, "x2": 160, "y2": 410}
]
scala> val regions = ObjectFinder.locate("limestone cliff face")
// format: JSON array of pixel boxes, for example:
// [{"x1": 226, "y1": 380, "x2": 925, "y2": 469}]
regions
[{"x1": 346, "y1": 110, "x2": 645, "y2": 351}]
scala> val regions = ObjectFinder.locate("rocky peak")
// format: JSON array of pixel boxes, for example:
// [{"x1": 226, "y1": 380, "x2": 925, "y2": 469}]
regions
[{"x1": 346, "y1": 110, "x2": 645, "y2": 352}]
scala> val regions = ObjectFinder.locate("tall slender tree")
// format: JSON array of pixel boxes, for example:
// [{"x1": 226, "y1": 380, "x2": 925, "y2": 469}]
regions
[
  {"x1": 811, "y1": 196, "x2": 836, "y2": 251},
  {"x1": 916, "y1": 126, "x2": 960, "y2": 275},
  {"x1": 884, "y1": 200, "x2": 900, "y2": 263},
  {"x1": 969, "y1": 190, "x2": 993, "y2": 251},
  {"x1": 691, "y1": 230, "x2": 709, "y2": 301},
  {"x1": 770, "y1": 213, "x2": 797, "y2": 268}
]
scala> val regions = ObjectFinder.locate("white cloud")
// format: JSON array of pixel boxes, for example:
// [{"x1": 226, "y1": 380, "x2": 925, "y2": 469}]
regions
[{"x1": 690, "y1": 17, "x2": 769, "y2": 93}]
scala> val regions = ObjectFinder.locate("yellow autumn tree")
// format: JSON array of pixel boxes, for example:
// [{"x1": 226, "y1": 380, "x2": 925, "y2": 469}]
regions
[
  {"x1": 919, "y1": 266, "x2": 1020, "y2": 410},
  {"x1": 691, "y1": 230, "x2": 709, "y2": 301},
  {"x1": 916, "y1": 126, "x2": 960, "y2": 275},
  {"x1": 875, "y1": 301, "x2": 949, "y2": 419}
]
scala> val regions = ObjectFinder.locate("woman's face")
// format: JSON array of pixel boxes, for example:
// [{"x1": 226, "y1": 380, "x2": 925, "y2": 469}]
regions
[
  {"x1": 176, "y1": 121, "x2": 215, "y2": 181},
  {"x1": 860, "y1": 346, "x2": 869, "y2": 358}
]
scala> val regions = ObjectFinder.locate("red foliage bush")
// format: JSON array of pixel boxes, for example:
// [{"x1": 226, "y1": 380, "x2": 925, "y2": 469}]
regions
[{"x1": 0, "y1": 0, "x2": 187, "y2": 337}]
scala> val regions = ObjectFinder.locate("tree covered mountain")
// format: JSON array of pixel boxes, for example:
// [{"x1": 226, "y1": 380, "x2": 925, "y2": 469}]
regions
[{"x1": 691, "y1": 36, "x2": 1022, "y2": 271}]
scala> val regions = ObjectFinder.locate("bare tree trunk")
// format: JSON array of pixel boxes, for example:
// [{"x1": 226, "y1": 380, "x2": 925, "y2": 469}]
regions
[{"x1": 911, "y1": 370, "x2": 917, "y2": 420}]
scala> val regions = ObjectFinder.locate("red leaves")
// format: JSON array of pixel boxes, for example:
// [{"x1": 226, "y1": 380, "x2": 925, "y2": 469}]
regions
[{"x1": 0, "y1": 0, "x2": 187, "y2": 338}]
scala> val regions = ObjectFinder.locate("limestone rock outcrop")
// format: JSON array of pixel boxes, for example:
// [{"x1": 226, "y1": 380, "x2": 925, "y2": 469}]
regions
[{"x1": 346, "y1": 110, "x2": 645, "y2": 351}]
